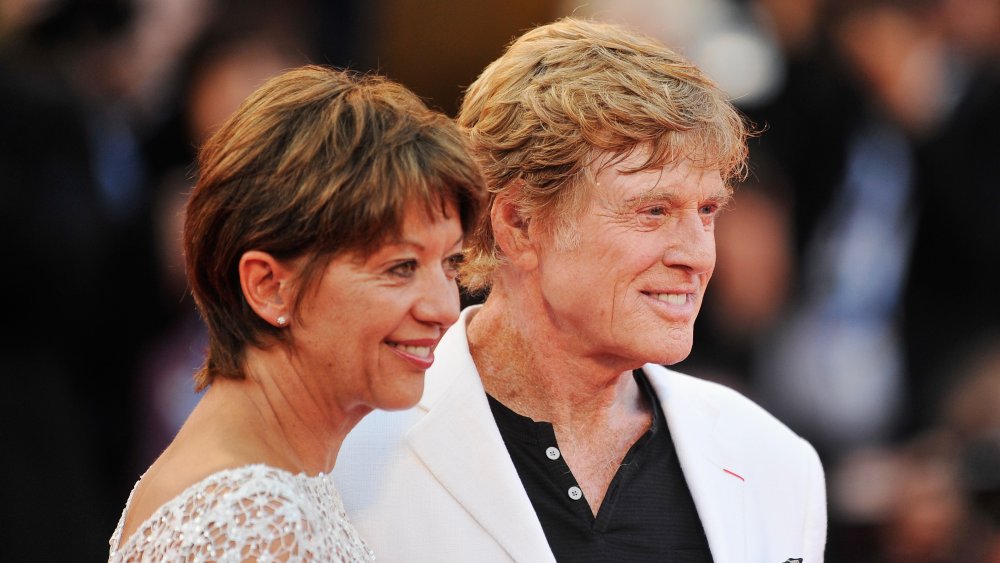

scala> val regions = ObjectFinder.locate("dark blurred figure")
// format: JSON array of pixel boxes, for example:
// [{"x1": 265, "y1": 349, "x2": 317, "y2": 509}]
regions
[
  {"x1": 755, "y1": 0, "x2": 941, "y2": 461},
  {"x1": 939, "y1": 336, "x2": 1000, "y2": 560},
  {"x1": 829, "y1": 334, "x2": 1000, "y2": 561},
  {"x1": 903, "y1": 0, "x2": 1000, "y2": 432},
  {"x1": 788, "y1": 2, "x2": 983, "y2": 559},
  {"x1": 0, "y1": 1, "x2": 142, "y2": 560},
  {"x1": 958, "y1": 432, "x2": 1000, "y2": 561},
  {"x1": 139, "y1": 0, "x2": 315, "y2": 181}
]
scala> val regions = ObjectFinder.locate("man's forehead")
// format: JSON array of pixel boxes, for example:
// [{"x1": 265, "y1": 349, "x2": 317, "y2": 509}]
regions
[{"x1": 592, "y1": 159, "x2": 726, "y2": 199}]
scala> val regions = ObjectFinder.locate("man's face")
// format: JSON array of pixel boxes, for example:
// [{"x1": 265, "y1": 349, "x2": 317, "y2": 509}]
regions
[{"x1": 532, "y1": 152, "x2": 729, "y2": 368}]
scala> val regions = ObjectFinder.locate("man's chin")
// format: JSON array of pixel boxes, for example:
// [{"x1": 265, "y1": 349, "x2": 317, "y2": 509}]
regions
[{"x1": 643, "y1": 339, "x2": 693, "y2": 367}]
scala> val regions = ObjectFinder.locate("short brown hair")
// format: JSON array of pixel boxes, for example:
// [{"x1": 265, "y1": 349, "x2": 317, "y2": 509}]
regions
[
  {"x1": 185, "y1": 65, "x2": 485, "y2": 390},
  {"x1": 458, "y1": 18, "x2": 748, "y2": 293}
]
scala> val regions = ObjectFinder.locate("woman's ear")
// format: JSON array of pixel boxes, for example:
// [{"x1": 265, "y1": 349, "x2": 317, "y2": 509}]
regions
[
  {"x1": 491, "y1": 189, "x2": 538, "y2": 272},
  {"x1": 239, "y1": 250, "x2": 294, "y2": 327}
]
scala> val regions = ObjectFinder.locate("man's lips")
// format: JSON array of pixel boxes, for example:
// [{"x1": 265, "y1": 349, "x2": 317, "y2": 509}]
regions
[
  {"x1": 641, "y1": 287, "x2": 699, "y2": 304},
  {"x1": 646, "y1": 292, "x2": 689, "y2": 305},
  {"x1": 640, "y1": 289, "x2": 701, "y2": 320}
]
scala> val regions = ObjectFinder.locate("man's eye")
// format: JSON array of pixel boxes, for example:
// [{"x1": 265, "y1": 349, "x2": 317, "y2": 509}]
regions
[
  {"x1": 636, "y1": 205, "x2": 669, "y2": 227},
  {"x1": 700, "y1": 204, "x2": 718, "y2": 215},
  {"x1": 389, "y1": 260, "x2": 417, "y2": 278}
]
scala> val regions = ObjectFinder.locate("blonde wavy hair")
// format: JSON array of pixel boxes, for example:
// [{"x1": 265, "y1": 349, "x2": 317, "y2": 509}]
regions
[{"x1": 457, "y1": 17, "x2": 749, "y2": 294}]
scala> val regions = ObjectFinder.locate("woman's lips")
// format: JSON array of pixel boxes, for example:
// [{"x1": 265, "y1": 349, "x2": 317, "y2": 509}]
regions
[{"x1": 386, "y1": 339, "x2": 437, "y2": 369}]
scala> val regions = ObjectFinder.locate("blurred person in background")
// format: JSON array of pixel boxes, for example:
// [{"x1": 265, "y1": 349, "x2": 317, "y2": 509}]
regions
[
  {"x1": 754, "y1": 0, "x2": 936, "y2": 459},
  {"x1": 831, "y1": 334, "x2": 1000, "y2": 560},
  {"x1": 947, "y1": 338, "x2": 1000, "y2": 560},
  {"x1": 957, "y1": 431, "x2": 1000, "y2": 561},
  {"x1": 1, "y1": 1, "x2": 149, "y2": 559},
  {"x1": 903, "y1": 0, "x2": 1000, "y2": 432},
  {"x1": 336, "y1": 18, "x2": 826, "y2": 562},
  {"x1": 109, "y1": 65, "x2": 485, "y2": 560}
]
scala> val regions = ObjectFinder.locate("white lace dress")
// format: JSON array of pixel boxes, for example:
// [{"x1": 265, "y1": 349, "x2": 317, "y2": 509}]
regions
[{"x1": 108, "y1": 464, "x2": 375, "y2": 562}]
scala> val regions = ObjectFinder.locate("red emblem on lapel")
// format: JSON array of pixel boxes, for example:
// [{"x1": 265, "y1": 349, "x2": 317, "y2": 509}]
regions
[{"x1": 723, "y1": 468, "x2": 745, "y2": 481}]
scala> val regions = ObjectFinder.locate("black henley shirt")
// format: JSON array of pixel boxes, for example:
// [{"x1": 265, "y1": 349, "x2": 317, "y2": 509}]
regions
[{"x1": 487, "y1": 369, "x2": 714, "y2": 562}]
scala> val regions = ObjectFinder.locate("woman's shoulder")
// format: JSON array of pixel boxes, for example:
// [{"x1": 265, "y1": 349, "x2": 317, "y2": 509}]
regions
[{"x1": 109, "y1": 464, "x2": 369, "y2": 562}]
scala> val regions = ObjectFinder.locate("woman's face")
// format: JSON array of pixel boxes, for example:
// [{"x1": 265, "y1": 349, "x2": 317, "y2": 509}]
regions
[{"x1": 289, "y1": 202, "x2": 464, "y2": 414}]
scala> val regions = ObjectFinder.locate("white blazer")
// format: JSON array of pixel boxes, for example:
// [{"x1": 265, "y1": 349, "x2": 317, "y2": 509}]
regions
[{"x1": 335, "y1": 307, "x2": 827, "y2": 562}]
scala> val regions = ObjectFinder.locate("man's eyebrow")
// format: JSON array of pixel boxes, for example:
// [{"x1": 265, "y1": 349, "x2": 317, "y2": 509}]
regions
[
  {"x1": 708, "y1": 189, "x2": 735, "y2": 207},
  {"x1": 620, "y1": 186, "x2": 732, "y2": 207},
  {"x1": 621, "y1": 188, "x2": 680, "y2": 208}
]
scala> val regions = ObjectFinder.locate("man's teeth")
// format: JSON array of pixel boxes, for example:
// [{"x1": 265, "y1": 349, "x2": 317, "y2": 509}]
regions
[
  {"x1": 393, "y1": 344, "x2": 431, "y2": 357},
  {"x1": 654, "y1": 293, "x2": 687, "y2": 305}
]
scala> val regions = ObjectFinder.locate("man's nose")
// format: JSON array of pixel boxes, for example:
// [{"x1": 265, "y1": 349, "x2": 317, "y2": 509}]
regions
[{"x1": 661, "y1": 211, "x2": 716, "y2": 275}]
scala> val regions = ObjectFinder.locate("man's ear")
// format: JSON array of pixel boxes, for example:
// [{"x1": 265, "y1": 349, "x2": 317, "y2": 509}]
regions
[
  {"x1": 239, "y1": 250, "x2": 294, "y2": 327},
  {"x1": 491, "y1": 187, "x2": 538, "y2": 272}
]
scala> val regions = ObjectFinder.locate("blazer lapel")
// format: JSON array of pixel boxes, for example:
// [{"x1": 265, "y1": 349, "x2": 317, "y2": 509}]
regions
[
  {"x1": 646, "y1": 366, "x2": 748, "y2": 563},
  {"x1": 406, "y1": 307, "x2": 556, "y2": 563}
]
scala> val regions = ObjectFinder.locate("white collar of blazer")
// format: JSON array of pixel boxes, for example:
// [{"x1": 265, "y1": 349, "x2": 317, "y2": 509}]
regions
[
  {"x1": 409, "y1": 306, "x2": 557, "y2": 563},
  {"x1": 645, "y1": 364, "x2": 751, "y2": 563}
]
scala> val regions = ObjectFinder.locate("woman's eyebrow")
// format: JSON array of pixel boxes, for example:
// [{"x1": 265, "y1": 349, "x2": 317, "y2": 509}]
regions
[{"x1": 381, "y1": 234, "x2": 464, "y2": 251}]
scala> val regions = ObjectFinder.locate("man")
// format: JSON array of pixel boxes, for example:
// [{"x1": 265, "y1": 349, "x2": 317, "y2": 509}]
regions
[{"x1": 335, "y1": 18, "x2": 827, "y2": 562}]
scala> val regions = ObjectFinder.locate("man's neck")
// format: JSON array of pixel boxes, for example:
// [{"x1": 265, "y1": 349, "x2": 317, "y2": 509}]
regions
[
  {"x1": 467, "y1": 288, "x2": 654, "y2": 514},
  {"x1": 467, "y1": 289, "x2": 645, "y2": 430}
]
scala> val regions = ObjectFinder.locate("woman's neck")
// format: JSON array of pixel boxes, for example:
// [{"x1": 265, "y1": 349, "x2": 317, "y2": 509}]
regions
[{"x1": 199, "y1": 348, "x2": 362, "y2": 476}]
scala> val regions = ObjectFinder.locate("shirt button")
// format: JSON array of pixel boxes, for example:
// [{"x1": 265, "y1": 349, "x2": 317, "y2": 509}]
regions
[
  {"x1": 545, "y1": 447, "x2": 561, "y2": 460},
  {"x1": 567, "y1": 486, "x2": 583, "y2": 501}
]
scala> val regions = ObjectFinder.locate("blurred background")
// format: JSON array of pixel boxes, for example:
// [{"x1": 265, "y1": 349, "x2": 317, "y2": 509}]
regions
[{"x1": 1, "y1": 0, "x2": 998, "y2": 560}]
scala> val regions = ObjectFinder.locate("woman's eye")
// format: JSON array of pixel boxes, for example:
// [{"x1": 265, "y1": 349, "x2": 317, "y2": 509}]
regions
[
  {"x1": 699, "y1": 204, "x2": 718, "y2": 215},
  {"x1": 645, "y1": 206, "x2": 667, "y2": 216},
  {"x1": 389, "y1": 260, "x2": 417, "y2": 278},
  {"x1": 444, "y1": 253, "x2": 465, "y2": 277}
]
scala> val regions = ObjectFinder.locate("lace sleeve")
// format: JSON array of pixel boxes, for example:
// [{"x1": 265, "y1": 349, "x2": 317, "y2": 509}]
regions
[{"x1": 111, "y1": 465, "x2": 374, "y2": 562}]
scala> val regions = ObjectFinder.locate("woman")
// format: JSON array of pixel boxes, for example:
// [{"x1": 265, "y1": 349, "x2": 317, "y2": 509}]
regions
[{"x1": 108, "y1": 65, "x2": 485, "y2": 561}]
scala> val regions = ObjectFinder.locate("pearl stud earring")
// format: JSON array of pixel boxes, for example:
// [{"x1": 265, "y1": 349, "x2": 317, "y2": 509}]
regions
[{"x1": 276, "y1": 315, "x2": 288, "y2": 327}]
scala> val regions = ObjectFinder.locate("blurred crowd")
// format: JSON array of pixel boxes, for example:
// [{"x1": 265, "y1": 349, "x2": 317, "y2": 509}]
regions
[{"x1": 1, "y1": 0, "x2": 998, "y2": 560}]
